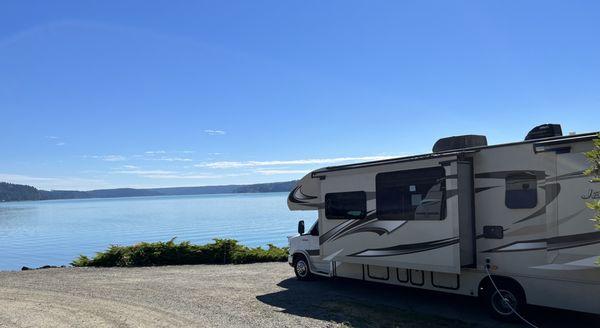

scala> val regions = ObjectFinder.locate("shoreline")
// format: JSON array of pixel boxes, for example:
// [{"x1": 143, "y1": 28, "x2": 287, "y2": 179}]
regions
[{"x1": 0, "y1": 190, "x2": 291, "y2": 204}]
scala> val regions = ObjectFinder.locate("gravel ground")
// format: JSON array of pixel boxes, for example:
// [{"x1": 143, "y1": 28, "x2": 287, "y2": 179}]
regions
[{"x1": 0, "y1": 263, "x2": 597, "y2": 327}]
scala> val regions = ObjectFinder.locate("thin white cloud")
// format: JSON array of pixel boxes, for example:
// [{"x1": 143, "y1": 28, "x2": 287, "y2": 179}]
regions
[
  {"x1": 204, "y1": 129, "x2": 226, "y2": 136},
  {"x1": 84, "y1": 154, "x2": 127, "y2": 162},
  {"x1": 141, "y1": 151, "x2": 195, "y2": 161},
  {"x1": 44, "y1": 136, "x2": 65, "y2": 146},
  {"x1": 117, "y1": 171, "x2": 226, "y2": 180},
  {"x1": 195, "y1": 155, "x2": 399, "y2": 169},
  {"x1": 141, "y1": 174, "x2": 222, "y2": 179},
  {"x1": 113, "y1": 167, "x2": 201, "y2": 179},
  {"x1": 0, "y1": 174, "x2": 56, "y2": 182},
  {"x1": 100, "y1": 155, "x2": 127, "y2": 162},
  {"x1": 256, "y1": 169, "x2": 309, "y2": 175},
  {"x1": 85, "y1": 152, "x2": 195, "y2": 163},
  {"x1": 147, "y1": 157, "x2": 193, "y2": 162},
  {"x1": 112, "y1": 166, "x2": 249, "y2": 180},
  {"x1": 113, "y1": 169, "x2": 176, "y2": 175}
]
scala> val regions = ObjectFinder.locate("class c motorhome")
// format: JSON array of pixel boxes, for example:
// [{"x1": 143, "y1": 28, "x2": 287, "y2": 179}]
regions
[{"x1": 287, "y1": 124, "x2": 600, "y2": 321}]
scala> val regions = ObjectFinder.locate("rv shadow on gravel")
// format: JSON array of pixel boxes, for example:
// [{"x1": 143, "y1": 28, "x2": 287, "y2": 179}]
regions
[{"x1": 256, "y1": 277, "x2": 600, "y2": 328}]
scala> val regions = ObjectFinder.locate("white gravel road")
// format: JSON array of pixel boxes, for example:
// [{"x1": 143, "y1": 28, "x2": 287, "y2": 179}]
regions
[{"x1": 0, "y1": 263, "x2": 597, "y2": 327}]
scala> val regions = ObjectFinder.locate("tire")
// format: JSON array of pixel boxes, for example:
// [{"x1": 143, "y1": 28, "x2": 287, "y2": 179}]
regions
[
  {"x1": 482, "y1": 279, "x2": 526, "y2": 322},
  {"x1": 293, "y1": 254, "x2": 313, "y2": 281}
]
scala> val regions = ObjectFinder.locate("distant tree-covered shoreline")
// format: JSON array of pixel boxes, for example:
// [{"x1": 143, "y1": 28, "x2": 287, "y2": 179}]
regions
[
  {"x1": 0, "y1": 180, "x2": 298, "y2": 202},
  {"x1": 0, "y1": 182, "x2": 44, "y2": 202}
]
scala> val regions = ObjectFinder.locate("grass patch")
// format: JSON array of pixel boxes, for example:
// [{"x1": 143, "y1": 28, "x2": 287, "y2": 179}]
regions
[{"x1": 72, "y1": 238, "x2": 288, "y2": 267}]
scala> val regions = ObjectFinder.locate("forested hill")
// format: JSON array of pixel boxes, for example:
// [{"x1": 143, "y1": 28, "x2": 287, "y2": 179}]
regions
[
  {"x1": 0, "y1": 182, "x2": 44, "y2": 201},
  {"x1": 0, "y1": 180, "x2": 298, "y2": 202}
]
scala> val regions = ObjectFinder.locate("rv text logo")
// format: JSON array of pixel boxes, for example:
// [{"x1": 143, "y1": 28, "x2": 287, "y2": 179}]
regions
[{"x1": 581, "y1": 189, "x2": 600, "y2": 200}]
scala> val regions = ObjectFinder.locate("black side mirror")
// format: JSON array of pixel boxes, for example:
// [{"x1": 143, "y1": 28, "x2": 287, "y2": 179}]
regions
[{"x1": 298, "y1": 220, "x2": 305, "y2": 235}]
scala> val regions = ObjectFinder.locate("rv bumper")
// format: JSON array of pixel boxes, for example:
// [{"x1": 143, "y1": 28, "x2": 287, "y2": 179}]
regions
[{"x1": 288, "y1": 254, "x2": 294, "y2": 266}]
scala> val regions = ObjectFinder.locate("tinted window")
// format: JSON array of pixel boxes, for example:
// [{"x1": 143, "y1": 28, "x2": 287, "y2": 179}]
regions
[
  {"x1": 309, "y1": 222, "x2": 319, "y2": 236},
  {"x1": 376, "y1": 167, "x2": 446, "y2": 220},
  {"x1": 505, "y1": 173, "x2": 537, "y2": 209},
  {"x1": 325, "y1": 191, "x2": 367, "y2": 220}
]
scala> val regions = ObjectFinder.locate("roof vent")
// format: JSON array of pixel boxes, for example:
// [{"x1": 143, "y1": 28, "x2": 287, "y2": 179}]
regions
[
  {"x1": 432, "y1": 135, "x2": 488, "y2": 153},
  {"x1": 525, "y1": 124, "x2": 562, "y2": 141}
]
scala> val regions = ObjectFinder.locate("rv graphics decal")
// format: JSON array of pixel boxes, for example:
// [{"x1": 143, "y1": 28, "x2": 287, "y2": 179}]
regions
[
  {"x1": 319, "y1": 219, "x2": 363, "y2": 244},
  {"x1": 288, "y1": 185, "x2": 323, "y2": 208},
  {"x1": 581, "y1": 189, "x2": 600, "y2": 200},
  {"x1": 483, "y1": 231, "x2": 600, "y2": 253},
  {"x1": 446, "y1": 186, "x2": 501, "y2": 199},
  {"x1": 547, "y1": 170, "x2": 585, "y2": 183},
  {"x1": 331, "y1": 220, "x2": 407, "y2": 242},
  {"x1": 314, "y1": 169, "x2": 581, "y2": 245},
  {"x1": 319, "y1": 210, "x2": 407, "y2": 244},
  {"x1": 475, "y1": 170, "x2": 546, "y2": 180},
  {"x1": 349, "y1": 236, "x2": 459, "y2": 257},
  {"x1": 504, "y1": 209, "x2": 586, "y2": 238}
]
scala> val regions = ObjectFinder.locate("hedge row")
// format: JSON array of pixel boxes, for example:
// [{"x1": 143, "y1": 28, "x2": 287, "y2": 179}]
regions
[{"x1": 72, "y1": 238, "x2": 288, "y2": 267}]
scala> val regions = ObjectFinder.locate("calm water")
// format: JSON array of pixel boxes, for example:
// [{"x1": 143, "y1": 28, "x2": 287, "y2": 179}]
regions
[{"x1": 0, "y1": 192, "x2": 312, "y2": 271}]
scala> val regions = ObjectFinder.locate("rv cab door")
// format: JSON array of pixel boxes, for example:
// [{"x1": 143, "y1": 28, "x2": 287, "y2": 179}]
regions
[{"x1": 302, "y1": 221, "x2": 329, "y2": 274}]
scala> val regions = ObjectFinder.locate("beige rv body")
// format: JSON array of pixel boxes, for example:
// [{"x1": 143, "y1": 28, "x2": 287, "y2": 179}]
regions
[{"x1": 288, "y1": 132, "x2": 600, "y2": 314}]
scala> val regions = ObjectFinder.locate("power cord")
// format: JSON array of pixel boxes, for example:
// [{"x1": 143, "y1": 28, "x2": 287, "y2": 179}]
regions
[{"x1": 484, "y1": 264, "x2": 539, "y2": 328}]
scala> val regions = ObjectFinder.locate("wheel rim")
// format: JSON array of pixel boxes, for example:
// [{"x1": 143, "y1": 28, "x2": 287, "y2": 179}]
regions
[
  {"x1": 296, "y1": 260, "x2": 308, "y2": 277},
  {"x1": 491, "y1": 289, "x2": 518, "y2": 316}
]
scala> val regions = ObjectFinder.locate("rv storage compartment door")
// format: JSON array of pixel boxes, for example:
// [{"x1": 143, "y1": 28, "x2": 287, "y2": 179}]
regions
[{"x1": 319, "y1": 156, "x2": 473, "y2": 274}]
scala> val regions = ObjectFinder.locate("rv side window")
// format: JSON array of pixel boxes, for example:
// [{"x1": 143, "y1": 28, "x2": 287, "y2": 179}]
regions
[
  {"x1": 325, "y1": 191, "x2": 367, "y2": 220},
  {"x1": 505, "y1": 173, "x2": 537, "y2": 209},
  {"x1": 376, "y1": 166, "x2": 446, "y2": 221}
]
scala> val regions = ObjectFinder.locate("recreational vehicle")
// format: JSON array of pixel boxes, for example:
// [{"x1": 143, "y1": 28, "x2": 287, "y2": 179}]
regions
[{"x1": 287, "y1": 124, "x2": 600, "y2": 321}]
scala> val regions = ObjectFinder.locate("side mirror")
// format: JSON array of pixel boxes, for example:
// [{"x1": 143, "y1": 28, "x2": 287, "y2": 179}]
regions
[{"x1": 297, "y1": 220, "x2": 305, "y2": 235}]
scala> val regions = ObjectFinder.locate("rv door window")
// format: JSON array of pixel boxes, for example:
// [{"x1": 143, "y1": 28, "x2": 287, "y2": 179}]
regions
[
  {"x1": 309, "y1": 222, "x2": 319, "y2": 236},
  {"x1": 325, "y1": 191, "x2": 367, "y2": 220},
  {"x1": 376, "y1": 167, "x2": 446, "y2": 220},
  {"x1": 505, "y1": 173, "x2": 537, "y2": 209}
]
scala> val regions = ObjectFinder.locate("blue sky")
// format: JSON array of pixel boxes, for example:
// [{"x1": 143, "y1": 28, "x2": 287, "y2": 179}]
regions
[{"x1": 1, "y1": 1, "x2": 599, "y2": 190}]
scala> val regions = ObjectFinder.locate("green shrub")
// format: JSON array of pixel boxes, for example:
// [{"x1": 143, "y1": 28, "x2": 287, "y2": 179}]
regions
[
  {"x1": 583, "y1": 133, "x2": 600, "y2": 265},
  {"x1": 71, "y1": 238, "x2": 289, "y2": 267},
  {"x1": 232, "y1": 243, "x2": 289, "y2": 264},
  {"x1": 584, "y1": 134, "x2": 600, "y2": 230}
]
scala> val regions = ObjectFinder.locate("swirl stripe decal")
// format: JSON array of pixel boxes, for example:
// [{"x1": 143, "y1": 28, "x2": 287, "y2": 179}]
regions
[{"x1": 349, "y1": 237, "x2": 459, "y2": 257}]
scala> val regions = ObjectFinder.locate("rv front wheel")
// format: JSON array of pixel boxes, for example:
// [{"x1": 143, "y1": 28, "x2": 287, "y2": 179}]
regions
[
  {"x1": 293, "y1": 254, "x2": 313, "y2": 281},
  {"x1": 482, "y1": 279, "x2": 525, "y2": 322}
]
